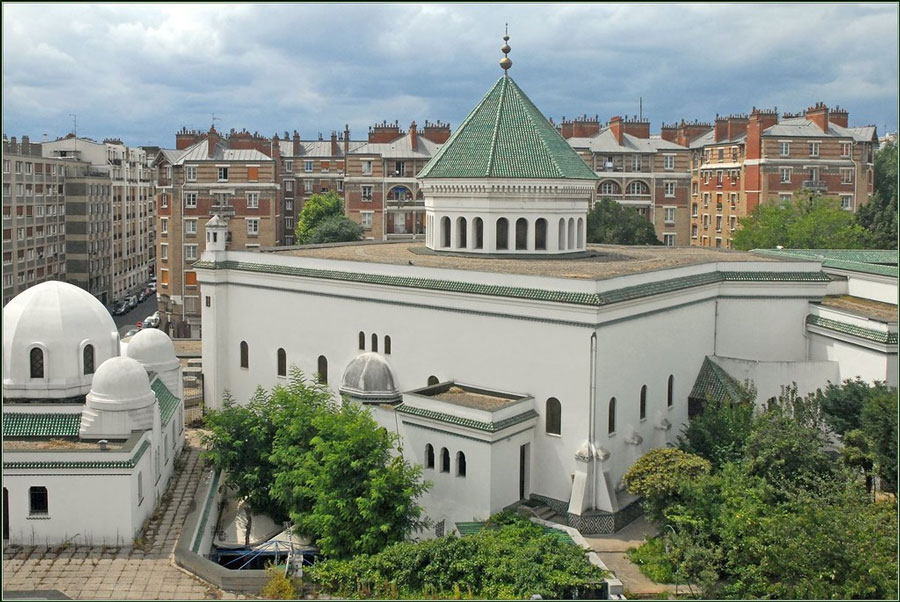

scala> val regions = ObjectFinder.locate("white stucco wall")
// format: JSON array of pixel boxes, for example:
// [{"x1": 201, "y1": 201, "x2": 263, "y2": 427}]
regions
[
  {"x1": 714, "y1": 297, "x2": 811, "y2": 360},
  {"x1": 710, "y1": 356, "x2": 840, "y2": 404},
  {"x1": 807, "y1": 333, "x2": 896, "y2": 387}
]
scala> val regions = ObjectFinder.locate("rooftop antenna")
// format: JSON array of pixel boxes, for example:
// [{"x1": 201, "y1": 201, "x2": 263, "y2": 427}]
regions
[
  {"x1": 639, "y1": 97, "x2": 643, "y2": 121},
  {"x1": 500, "y1": 24, "x2": 512, "y2": 75},
  {"x1": 211, "y1": 113, "x2": 221, "y2": 130}
]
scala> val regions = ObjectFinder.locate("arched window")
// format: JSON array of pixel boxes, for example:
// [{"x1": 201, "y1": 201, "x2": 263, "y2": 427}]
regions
[
  {"x1": 473, "y1": 218, "x2": 484, "y2": 249},
  {"x1": 239, "y1": 341, "x2": 248, "y2": 369},
  {"x1": 558, "y1": 218, "x2": 566, "y2": 250},
  {"x1": 515, "y1": 218, "x2": 528, "y2": 250},
  {"x1": 568, "y1": 218, "x2": 575, "y2": 250},
  {"x1": 359, "y1": 331, "x2": 365, "y2": 350},
  {"x1": 317, "y1": 355, "x2": 328, "y2": 384},
  {"x1": 457, "y1": 216, "x2": 467, "y2": 249},
  {"x1": 427, "y1": 375, "x2": 439, "y2": 386},
  {"x1": 577, "y1": 217, "x2": 584, "y2": 248},
  {"x1": 29, "y1": 486, "x2": 48, "y2": 515},
  {"x1": 546, "y1": 397, "x2": 561, "y2": 435},
  {"x1": 83, "y1": 344, "x2": 95, "y2": 375},
  {"x1": 277, "y1": 348, "x2": 286, "y2": 377},
  {"x1": 425, "y1": 444, "x2": 435, "y2": 469},
  {"x1": 496, "y1": 218, "x2": 509, "y2": 251},
  {"x1": 627, "y1": 181, "x2": 649, "y2": 196},
  {"x1": 371, "y1": 333, "x2": 378, "y2": 353},
  {"x1": 456, "y1": 451, "x2": 467, "y2": 477},
  {"x1": 608, "y1": 397, "x2": 616, "y2": 434},
  {"x1": 440, "y1": 447, "x2": 450, "y2": 473},
  {"x1": 667, "y1": 375, "x2": 674, "y2": 407},
  {"x1": 441, "y1": 216, "x2": 451, "y2": 248},
  {"x1": 384, "y1": 336, "x2": 391, "y2": 355},
  {"x1": 30, "y1": 348, "x2": 44, "y2": 379},
  {"x1": 535, "y1": 218, "x2": 547, "y2": 250},
  {"x1": 640, "y1": 385, "x2": 647, "y2": 420},
  {"x1": 599, "y1": 181, "x2": 620, "y2": 196}
]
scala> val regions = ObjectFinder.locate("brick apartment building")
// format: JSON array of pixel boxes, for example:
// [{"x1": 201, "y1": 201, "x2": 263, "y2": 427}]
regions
[
  {"x1": 2, "y1": 136, "x2": 70, "y2": 305},
  {"x1": 689, "y1": 104, "x2": 877, "y2": 248},
  {"x1": 562, "y1": 115, "x2": 693, "y2": 245},
  {"x1": 153, "y1": 127, "x2": 280, "y2": 337}
]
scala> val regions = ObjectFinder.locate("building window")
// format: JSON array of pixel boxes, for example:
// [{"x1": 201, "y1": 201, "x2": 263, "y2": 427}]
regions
[
  {"x1": 703, "y1": 192, "x2": 710, "y2": 207},
  {"x1": 284, "y1": 180, "x2": 293, "y2": 192},
  {"x1": 361, "y1": 211, "x2": 373, "y2": 229},
  {"x1": 371, "y1": 333, "x2": 378, "y2": 353},
  {"x1": 841, "y1": 169, "x2": 853, "y2": 184},
  {"x1": 841, "y1": 196, "x2": 852, "y2": 210},
  {"x1": 206, "y1": 296, "x2": 211, "y2": 307},
  {"x1": 664, "y1": 207, "x2": 676, "y2": 224},
  {"x1": 663, "y1": 233, "x2": 676, "y2": 247},
  {"x1": 361, "y1": 185, "x2": 373, "y2": 201},
  {"x1": 217, "y1": 167, "x2": 229, "y2": 181},
  {"x1": 667, "y1": 375, "x2": 674, "y2": 407},
  {"x1": 691, "y1": 224, "x2": 698, "y2": 238},
  {"x1": 808, "y1": 141, "x2": 820, "y2": 157},
  {"x1": 317, "y1": 355, "x2": 327, "y2": 384},
  {"x1": 284, "y1": 160, "x2": 293, "y2": 172},
  {"x1": 29, "y1": 486, "x2": 48, "y2": 516},
  {"x1": 425, "y1": 444, "x2": 434, "y2": 469},
  {"x1": 247, "y1": 219, "x2": 259, "y2": 235},
  {"x1": 716, "y1": 215, "x2": 723, "y2": 232},
  {"x1": 631, "y1": 155, "x2": 642, "y2": 171},
  {"x1": 716, "y1": 170, "x2": 723, "y2": 186},
  {"x1": 304, "y1": 161, "x2": 313, "y2": 172},
  {"x1": 546, "y1": 397, "x2": 561, "y2": 435},
  {"x1": 384, "y1": 335, "x2": 391, "y2": 355},
  {"x1": 691, "y1": 203, "x2": 698, "y2": 217},
  {"x1": 161, "y1": 218, "x2": 168, "y2": 234},
  {"x1": 717, "y1": 148, "x2": 724, "y2": 161},
  {"x1": 780, "y1": 141, "x2": 790, "y2": 156},
  {"x1": 361, "y1": 160, "x2": 373, "y2": 175},
  {"x1": 185, "y1": 165, "x2": 197, "y2": 182},
  {"x1": 841, "y1": 142, "x2": 851, "y2": 157},
  {"x1": 247, "y1": 192, "x2": 259, "y2": 208},
  {"x1": 30, "y1": 347, "x2": 44, "y2": 379},
  {"x1": 161, "y1": 244, "x2": 168, "y2": 261},
  {"x1": 138, "y1": 472, "x2": 144, "y2": 504},
  {"x1": 663, "y1": 155, "x2": 675, "y2": 170},
  {"x1": 247, "y1": 166, "x2": 259, "y2": 182},
  {"x1": 184, "y1": 192, "x2": 197, "y2": 209},
  {"x1": 358, "y1": 331, "x2": 365, "y2": 350},
  {"x1": 186, "y1": 219, "x2": 197, "y2": 235},
  {"x1": 240, "y1": 341, "x2": 248, "y2": 369},
  {"x1": 304, "y1": 180, "x2": 313, "y2": 193},
  {"x1": 428, "y1": 375, "x2": 440, "y2": 386},
  {"x1": 664, "y1": 181, "x2": 676, "y2": 198},
  {"x1": 440, "y1": 447, "x2": 450, "y2": 473},
  {"x1": 277, "y1": 348, "x2": 286, "y2": 377},
  {"x1": 627, "y1": 181, "x2": 648, "y2": 196},
  {"x1": 608, "y1": 397, "x2": 616, "y2": 434},
  {"x1": 185, "y1": 245, "x2": 198, "y2": 260},
  {"x1": 640, "y1": 385, "x2": 647, "y2": 420},
  {"x1": 456, "y1": 452, "x2": 467, "y2": 477},
  {"x1": 83, "y1": 345, "x2": 94, "y2": 375},
  {"x1": 599, "y1": 181, "x2": 620, "y2": 196},
  {"x1": 780, "y1": 168, "x2": 792, "y2": 183}
]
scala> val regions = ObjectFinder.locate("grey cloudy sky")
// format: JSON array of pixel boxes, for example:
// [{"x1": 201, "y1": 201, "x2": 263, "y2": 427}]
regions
[{"x1": 3, "y1": 3, "x2": 898, "y2": 148}]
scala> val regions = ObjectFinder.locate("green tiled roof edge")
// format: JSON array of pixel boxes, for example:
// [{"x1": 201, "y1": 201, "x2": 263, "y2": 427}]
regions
[
  {"x1": 806, "y1": 315, "x2": 898, "y2": 345},
  {"x1": 152, "y1": 378, "x2": 180, "y2": 426},
  {"x1": 689, "y1": 357, "x2": 746, "y2": 405},
  {"x1": 194, "y1": 260, "x2": 829, "y2": 307},
  {"x1": 395, "y1": 404, "x2": 538, "y2": 432},
  {"x1": 3, "y1": 439, "x2": 152, "y2": 470},
  {"x1": 418, "y1": 75, "x2": 597, "y2": 180},
  {"x1": 753, "y1": 249, "x2": 899, "y2": 278},
  {"x1": 2, "y1": 413, "x2": 81, "y2": 438}
]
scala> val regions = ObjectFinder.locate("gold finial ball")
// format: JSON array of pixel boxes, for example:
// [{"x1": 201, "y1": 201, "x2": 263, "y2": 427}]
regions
[
  {"x1": 503, "y1": 34, "x2": 510, "y2": 41},
  {"x1": 500, "y1": 57, "x2": 512, "y2": 70},
  {"x1": 501, "y1": 43, "x2": 511, "y2": 54}
]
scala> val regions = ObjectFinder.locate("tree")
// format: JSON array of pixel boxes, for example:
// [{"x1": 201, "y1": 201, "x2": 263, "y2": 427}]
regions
[
  {"x1": 294, "y1": 191, "x2": 362, "y2": 245},
  {"x1": 856, "y1": 141, "x2": 898, "y2": 249},
  {"x1": 731, "y1": 192, "x2": 868, "y2": 250},
  {"x1": 861, "y1": 387, "x2": 898, "y2": 492},
  {"x1": 586, "y1": 197, "x2": 662, "y2": 245},
  {"x1": 623, "y1": 448, "x2": 711, "y2": 522},
  {"x1": 678, "y1": 396, "x2": 755, "y2": 470}
]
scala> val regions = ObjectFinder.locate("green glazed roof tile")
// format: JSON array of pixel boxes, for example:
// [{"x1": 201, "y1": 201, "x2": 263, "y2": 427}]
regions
[
  {"x1": 3, "y1": 440, "x2": 151, "y2": 471},
  {"x1": 2, "y1": 413, "x2": 81, "y2": 438},
  {"x1": 689, "y1": 357, "x2": 746, "y2": 405},
  {"x1": 396, "y1": 404, "x2": 538, "y2": 433},
  {"x1": 151, "y1": 378, "x2": 180, "y2": 426},
  {"x1": 806, "y1": 314, "x2": 898, "y2": 345},
  {"x1": 418, "y1": 75, "x2": 597, "y2": 180}
]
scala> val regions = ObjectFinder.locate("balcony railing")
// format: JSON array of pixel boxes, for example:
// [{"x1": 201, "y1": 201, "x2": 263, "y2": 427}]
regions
[
  {"x1": 803, "y1": 180, "x2": 827, "y2": 191},
  {"x1": 209, "y1": 204, "x2": 236, "y2": 217}
]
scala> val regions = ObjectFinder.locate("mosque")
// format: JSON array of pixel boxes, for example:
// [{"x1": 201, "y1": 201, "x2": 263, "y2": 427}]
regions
[
  {"x1": 2, "y1": 281, "x2": 185, "y2": 546},
  {"x1": 194, "y1": 35, "x2": 897, "y2": 534}
]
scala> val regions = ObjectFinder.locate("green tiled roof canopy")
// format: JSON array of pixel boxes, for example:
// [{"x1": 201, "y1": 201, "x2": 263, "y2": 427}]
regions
[
  {"x1": 418, "y1": 75, "x2": 598, "y2": 180},
  {"x1": 689, "y1": 357, "x2": 747, "y2": 406},
  {"x1": 151, "y1": 378, "x2": 180, "y2": 426},
  {"x1": 3, "y1": 413, "x2": 81, "y2": 438}
]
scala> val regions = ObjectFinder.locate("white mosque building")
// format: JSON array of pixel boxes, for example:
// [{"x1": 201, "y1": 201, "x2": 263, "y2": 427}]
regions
[
  {"x1": 196, "y1": 38, "x2": 897, "y2": 534},
  {"x1": 2, "y1": 281, "x2": 185, "y2": 546}
]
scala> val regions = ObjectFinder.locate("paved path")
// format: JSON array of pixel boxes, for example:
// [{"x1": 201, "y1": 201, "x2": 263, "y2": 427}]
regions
[
  {"x1": 584, "y1": 516, "x2": 683, "y2": 598},
  {"x1": 3, "y1": 432, "x2": 249, "y2": 600}
]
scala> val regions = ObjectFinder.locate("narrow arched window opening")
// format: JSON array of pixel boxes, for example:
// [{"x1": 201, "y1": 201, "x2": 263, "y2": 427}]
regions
[
  {"x1": 457, "y1": 216, "x2": 467, "y2": 249},
  {"x1": 474, "y1": 218, "x2": 484, "y2": 249},
  {"x1": 535, "y1": 218, "x2": 547, "y2": 250},
  {"x1": 384, "y1": 336, "x2": 391, "y2": 355},
  {"x1": 546, "y1": 397, "x2": 561, "y2": 435},
  {"x1": 440, "y1": 447, "x2": 450, "y2": 473},
  {"x1": 558, "y1": 218, "x2": 566, "y2": 251},
  {"x1": 496, "y1": 218, "x2": 509, "y2": 251},
  {"x1": 441, "y1": 216, "x2": 451, "y2": 248},
  {"x1": 640, "y1": 385, "x2": 647, "y2": 420},
  {"x1": 30, "y1": 348, "x2": 44, "y2": 379},
  {"x1": 427, "y1": 375, "x2": 439, "y2": 386},
  {"x1": 359, "y1": 331, "x2": 365, "y2": 350},
  {"x1": 456, "y1": 451, "x2": 467, "y2": 477},
  {"x1": 608, "y1": 397, "x2": 616, "y2": 434},
  {"x1": 83, "y1": 344, "x2": 95, "y2": 375},
  {"x1": 425, "y1": 444, "x2": 434, "y2": 469},
  {"x1": 515, "y1": 218, "x2": 528, "y2": 250},
  {"x1": 667, "y1": 375, "x2": 674, "y2": 407},
  {"x1": 317, "y1": 355, "x2": 328, "y2": 384},
  {"x1": 29, "y1": 486, "x2": 48, "y2": 515},
  {"x1": 277, "y1": 348, "x2": 286, "y2": 377},
  {"x1": 239, "y1": 341, "x2": 248, "y2": 369},
  {"x1": 371, "y1": 333, "x2": 378, "y2": 353}
]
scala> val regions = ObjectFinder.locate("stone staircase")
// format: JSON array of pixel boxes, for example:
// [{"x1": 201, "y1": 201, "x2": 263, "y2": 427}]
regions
[{"x1": 517, "y1": 503, "x2": 559, "y2": 523}]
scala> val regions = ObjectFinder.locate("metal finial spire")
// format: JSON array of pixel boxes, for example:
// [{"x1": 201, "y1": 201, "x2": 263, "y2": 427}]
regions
[{"x1": 500, "y1": 24, "x2": 512, "y2": 73}]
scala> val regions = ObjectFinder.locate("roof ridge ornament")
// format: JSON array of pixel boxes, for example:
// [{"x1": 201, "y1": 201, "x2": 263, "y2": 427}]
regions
[{"x1": 500, "y1": 24, "x2": 512, "y2": 74}]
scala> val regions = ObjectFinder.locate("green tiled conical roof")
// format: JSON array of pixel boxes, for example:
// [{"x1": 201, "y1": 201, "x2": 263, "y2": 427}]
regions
[{"x1": 418, "y1": 75, "x2": 598, "y2": 180}]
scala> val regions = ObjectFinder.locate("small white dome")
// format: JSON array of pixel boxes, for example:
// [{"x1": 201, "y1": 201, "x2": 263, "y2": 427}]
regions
[
  {"x1": 88, "y1": 356, "x2": 153, "y2": 409},
  {"x1": 126, "y1": 328, "x2": 178, "y2": 372},
  {"x1": 2, "y1": 281, "x2": 119, "y2": 399},
  {"x1": 340, "y1": 352, "x2": 400, "y2": 402}
]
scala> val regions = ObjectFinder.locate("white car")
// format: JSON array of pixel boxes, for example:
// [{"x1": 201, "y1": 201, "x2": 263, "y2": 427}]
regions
[{"x1": 142, "y1": 314, "x2": 160, "y2": 328}]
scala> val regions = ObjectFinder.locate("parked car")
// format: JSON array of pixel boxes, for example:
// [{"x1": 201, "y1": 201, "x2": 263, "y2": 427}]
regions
[
  {"x1": 113, "y1": 302, "x2": 127, "y2": 316},
  {"x1": 123, "y1": 328, "x2": 140, "y2": 339},
  {"x1": 126, "y1": 295, "x2": 138, "y2": 310},
  {"x1": 138, "y1": 291, "x2": 147, "y2": 303},
  {"x1": 142, "y1": 314, "x2": 159, "y2": 328},
  {"x1": 148, "y1": 279, "x2": 157, "y2": 292}
]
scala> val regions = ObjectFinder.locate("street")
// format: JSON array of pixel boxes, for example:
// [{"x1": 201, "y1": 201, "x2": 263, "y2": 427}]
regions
[{"x1": 113, "y1": 294, "x2": 158, "y2": 338}]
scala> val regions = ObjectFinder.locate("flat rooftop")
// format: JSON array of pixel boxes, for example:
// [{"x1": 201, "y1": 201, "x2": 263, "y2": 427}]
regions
[
  {"x1": 416, "y1": 382, "x2": 524, "y2": 411},
  {"x1": 819, "y1": 295, "x2": 898, "y2": 323},
  {"x1": 269, "y1": 242, "x2": 782, "y2": 281},
  {"x1": 3, "y1": 438, "x2": 126, "y2": 451}
]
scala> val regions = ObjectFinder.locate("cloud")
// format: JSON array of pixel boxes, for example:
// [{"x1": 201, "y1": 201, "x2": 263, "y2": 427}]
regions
[{"x1": 2, "y1": 3, "x2": 897, "y2": 147}]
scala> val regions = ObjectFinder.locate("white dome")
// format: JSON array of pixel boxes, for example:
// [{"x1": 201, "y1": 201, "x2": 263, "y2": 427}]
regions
[
  {"x1": 126, "y1": 328, "x2": 179, "y2": 373},
  {"x1": 2, "y1": 281, "x2": 119, "y2": 399},
  {"x1": 340, "y1": 352, "x2": 400, "y2": 402},
  {"x1": 87, "y1": 356, "x2": 154, "y2": 409}
]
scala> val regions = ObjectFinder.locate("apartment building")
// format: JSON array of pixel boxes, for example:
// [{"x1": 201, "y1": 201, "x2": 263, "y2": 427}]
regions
[
  {"x1": 42, "y1": 136, "x2": 155, "y2": 300},
  {"x1": 690, "y1": 104, "x2": 877, "y2": 248},
  {"x1": 2, "y1": 136, "x2": 69, "y2": 305},
  {"x1": 153, "y1": 127, "x2": 279, "y2": 337},
  {"x1": 563, "y1": 115, "x2": 692, "y2": 245}
]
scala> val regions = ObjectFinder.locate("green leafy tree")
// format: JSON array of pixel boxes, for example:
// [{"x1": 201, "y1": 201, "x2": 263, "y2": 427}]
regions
[
  {"x1": 271, "y1": 400, "x2": 429, "y2": 558},
  {"x1": 731, "y1": 192, "x2": 868, "y2": 250},
  {"x1": 815, "y1": 377, "x2": 877, "y2": 435},
  {"x1": 743, "y1": 411, "x2": 833, "y2": 488},
  {"x1": 586, "y1": 197, "x2": 662, "y2": 245},
  {"x1": 678, "y1": 381, "x2": 756, "y2": 470},
  {"x1": 856, "y1": 140, "x2": 898, "y2": 249},
  {"x1": 294, "y1": 191, "x2": 362, "y2": 245},
  {"x1": 861, "y1": 387, "x2": 898, "y2": 492},
  {"x1": 623, "y1": 448, "x2": 711, "y2": 522}
]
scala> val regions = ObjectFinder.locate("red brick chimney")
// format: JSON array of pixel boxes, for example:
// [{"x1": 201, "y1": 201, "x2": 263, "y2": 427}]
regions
[
  {"x1": 714, "y1": 116, "x2": 728, "y2": 142},
  {"x1": 608, "y1": 116, "x2": 624, "y2": 145},
  {"x1": 806, "y1": 102, "x2": 829, "y2": 131},
  {"x1": 176, "y1": 127, "x2": 202, "y2": 150},
  {"x1": 559, "y1": 118, "x2": 574, "y2": 139},
  {"x1": 344, "y1": 124, "x2": 350, "y2": 154},
  {"x1": 676, "y1": 121, "x2": 713, "y2": 147},
  {"x1": 746, "y1": 108, "x2": 778, "y2": 160},
  {"x1": 331, "y1": 131, "x2": 339, "y2": 156},
  {"x1": 368, "y1": 120, "x2": 404, "y2": 143},
  {"x1": 830, "y1": 106, "x2": 848, "y2": 128},
  {"x1": 207, "y1": 126, "x2": 220, "y2": 158},
  {"x1": 622, "y1": 117, "x2": 650, "y2": 139},
  {"x1": 409, "y1": 120, "x2": 417, "y2": 151},
  {"x1": 292, "y1": 130, "x2": 301, "y2": 155},
  {"x1": 660, "y1": 123, "x2": 677, "y2": 143},
  {"x1": 421, "y1": 120, "x2": 451, "y2": 144},
  {"x1": 726, "y1": 115, "x2": 748, "y2": 142}
]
